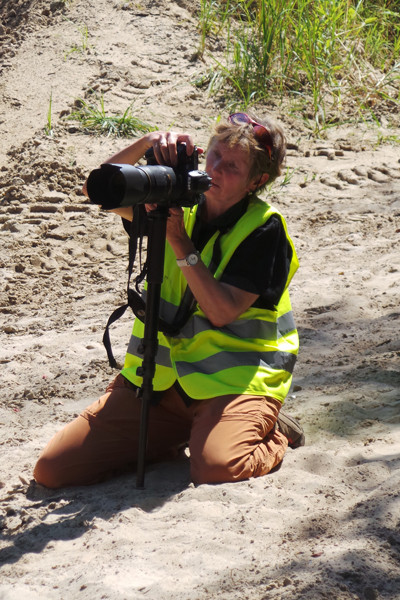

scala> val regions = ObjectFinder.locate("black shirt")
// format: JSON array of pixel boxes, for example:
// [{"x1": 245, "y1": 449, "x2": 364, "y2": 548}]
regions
[{"x1": 191, "y1": 196, "x2": 292, "y2": 311}]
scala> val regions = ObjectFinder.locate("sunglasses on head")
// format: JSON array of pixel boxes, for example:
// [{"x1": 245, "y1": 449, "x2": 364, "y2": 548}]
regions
[{"x1": 228, "y1": 112, "x2": 273, "y2": 159}]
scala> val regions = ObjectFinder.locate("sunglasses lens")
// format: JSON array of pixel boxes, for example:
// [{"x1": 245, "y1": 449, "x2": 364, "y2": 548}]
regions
[
  {"x1": 253, "y1": 124, "x2": 270, "y2": 142},
  {"x1": 229, "y1": 113, "x2": 251, "y2": 126},
  {"x1": 253, "y1": 126, "x2": 273, "y2": 158}
]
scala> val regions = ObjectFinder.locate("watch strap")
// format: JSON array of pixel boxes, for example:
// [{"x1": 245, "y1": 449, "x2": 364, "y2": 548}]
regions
[{"x1": 176, "y1": 251, "x2": 200, "y2": 267}]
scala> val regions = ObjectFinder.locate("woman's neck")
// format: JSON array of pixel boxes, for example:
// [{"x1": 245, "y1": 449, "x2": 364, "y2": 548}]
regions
[
  {"x1": 201, "y1": 202, "x2": 222, "y2": 222},
  {"x1": 201, "y1": 195, "x2": 250, "y2": 224}
]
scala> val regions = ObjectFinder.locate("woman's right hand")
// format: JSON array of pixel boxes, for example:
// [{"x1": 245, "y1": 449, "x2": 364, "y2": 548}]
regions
[{"x1": 148, "y1": 130, "x2": 200, "y2": 167}]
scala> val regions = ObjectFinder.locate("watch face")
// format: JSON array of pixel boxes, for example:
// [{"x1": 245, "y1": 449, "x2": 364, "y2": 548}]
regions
[{"x1": 187, "y1": 253, "x2": 199, "y2": 266}]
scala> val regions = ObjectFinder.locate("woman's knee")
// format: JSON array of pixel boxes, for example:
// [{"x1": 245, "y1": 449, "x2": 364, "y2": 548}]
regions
[
  {"x1": 190, "y1": 447, "x2": 245, "y2": 484},
  {"x1": 33, "y1": 416, "x2": 92, "y2": 488},
  {"x1": 33, "y1": 454, "x2": 65, "y2": 489},
  {"x1": 189, "y1": 430, "x2": 286, "y2": 484}
]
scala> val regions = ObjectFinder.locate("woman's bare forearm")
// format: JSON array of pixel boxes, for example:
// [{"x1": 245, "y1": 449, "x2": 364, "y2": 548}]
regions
[{"x1": 166, "y1": 223, "x2": 258, "y2": 327}]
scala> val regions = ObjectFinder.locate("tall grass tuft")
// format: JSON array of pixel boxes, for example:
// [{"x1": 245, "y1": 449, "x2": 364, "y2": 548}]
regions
[
  {"x1": 197, "y1": 0, "x2": 400, "y2": 131},
  {"x1": 68, "y1": 95, "x2": 157, "y2": 137}
]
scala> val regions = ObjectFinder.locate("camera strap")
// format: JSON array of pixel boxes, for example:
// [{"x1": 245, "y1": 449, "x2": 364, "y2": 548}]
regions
[
  {"x1": 102, "y1": 205, "x2": 144, "y2": 368},
  {"x1": 102, "y1": 205, "x2": 190, "y2": 368}
]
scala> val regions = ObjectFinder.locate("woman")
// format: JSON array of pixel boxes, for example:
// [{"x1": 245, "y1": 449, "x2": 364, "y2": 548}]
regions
[{"x1": 34, "y1": 112, "x2": 303, "y2": 488}]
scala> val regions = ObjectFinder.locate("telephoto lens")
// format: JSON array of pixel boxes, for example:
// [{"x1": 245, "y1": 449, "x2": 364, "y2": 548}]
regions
[
  {"x1": 87, "y1": 163, "x2": 178, "y2": 209},
  {"x1": 86, "y1": 144, "x2": 211, "y2": 210}
]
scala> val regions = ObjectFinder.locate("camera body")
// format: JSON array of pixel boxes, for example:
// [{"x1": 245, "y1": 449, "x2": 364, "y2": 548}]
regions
[{"x1": 86, "y1": 143, "x2": 211, "y2": 210}]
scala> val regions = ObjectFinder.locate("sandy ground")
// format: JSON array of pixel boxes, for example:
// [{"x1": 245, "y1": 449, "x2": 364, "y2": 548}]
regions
[{"x1": 0, "y1": 1, "x2": 399, "y2": 599}]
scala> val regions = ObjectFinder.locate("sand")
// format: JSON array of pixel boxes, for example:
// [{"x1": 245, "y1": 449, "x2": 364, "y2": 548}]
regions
[{"x1": 0, "y1": 1, "x2": 399, "y2": 599}]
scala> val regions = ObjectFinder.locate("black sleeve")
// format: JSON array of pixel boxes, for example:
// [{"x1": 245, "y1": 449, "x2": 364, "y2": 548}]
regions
[
  {"x1": 220, "y1": 215, "x2": 293, "y2": 309},
  {"x1": 122, "y1": 217, "x2": 131, "y2": 235}
]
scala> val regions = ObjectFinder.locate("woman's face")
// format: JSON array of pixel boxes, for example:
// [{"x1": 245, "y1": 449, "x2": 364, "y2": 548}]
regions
[{"x1": 204, "y1": 141, "x2": 257, "y2": 212}]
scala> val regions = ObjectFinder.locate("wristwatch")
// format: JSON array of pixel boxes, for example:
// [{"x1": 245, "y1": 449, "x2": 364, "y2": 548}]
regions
[{"x1": 176, "y1": 251, "x2": 201, "y2": 267}]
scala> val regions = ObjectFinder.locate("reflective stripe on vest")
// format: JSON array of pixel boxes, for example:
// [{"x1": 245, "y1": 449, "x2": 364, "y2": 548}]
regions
[
  {"x1": 174, "y1": 349, "x2": 298, "y2": 378},
  {"x1": 176, "y1": 309, "x2": 296, "y2": 341},
  {"x1": 137, "y1": 292, "x2": 296, "y2": 341},
  {"x1": 127, "y1": 333, "x2": 173, "y2": 370}
]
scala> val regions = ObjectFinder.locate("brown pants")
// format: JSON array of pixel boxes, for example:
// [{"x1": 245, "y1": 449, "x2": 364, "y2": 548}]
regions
[{"x1": 34, "y1": 374, "x2": 288, "y2": 488}]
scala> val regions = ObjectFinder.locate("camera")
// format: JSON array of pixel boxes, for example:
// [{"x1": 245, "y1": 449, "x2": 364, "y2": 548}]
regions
[{"x1": 86, "y1": 143, "x2": 211, "y2": 210}]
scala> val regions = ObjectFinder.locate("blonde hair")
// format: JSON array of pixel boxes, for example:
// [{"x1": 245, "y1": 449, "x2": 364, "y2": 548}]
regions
[{"x1": 207, "y1": 113, "x2": 286, "y2": 190}]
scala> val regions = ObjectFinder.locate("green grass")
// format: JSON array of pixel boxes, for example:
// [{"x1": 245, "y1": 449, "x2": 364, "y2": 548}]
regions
[
  {"x1": 44, "y1": 91, "x2": 53, "y2": 137},
  {"x1": 68, "y1": 95, "x2": 157, "y2": 137},
  {"x1": 197, "y1": 0, "x2": 234, "y2": 58},
  {"x1": 65, "y1": 23, "x2": 91, "y2": 57},
  {"x1": 196, "y1": 0, "x2": 400, "y2": 132}
]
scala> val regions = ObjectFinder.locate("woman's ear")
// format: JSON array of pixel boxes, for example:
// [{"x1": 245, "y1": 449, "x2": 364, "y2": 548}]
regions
[{"x1": 249, "y1": 172, "x2": 269, "y2": 191}]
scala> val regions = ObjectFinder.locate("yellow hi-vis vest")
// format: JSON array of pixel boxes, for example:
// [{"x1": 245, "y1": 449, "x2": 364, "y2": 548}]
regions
[{"x1": 121, "y1": 195, "x2": 299, "y2": 403}]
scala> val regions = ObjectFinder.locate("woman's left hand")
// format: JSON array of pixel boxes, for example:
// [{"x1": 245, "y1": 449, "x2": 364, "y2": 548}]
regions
[{"x1": 144, "y1": 204, "x2": 190, "y2": 249}]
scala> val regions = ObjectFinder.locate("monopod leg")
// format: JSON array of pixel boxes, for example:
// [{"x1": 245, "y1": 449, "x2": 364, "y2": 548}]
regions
[{"x1": 136, "y1": 207, "x2": 168, "y2": 489}]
